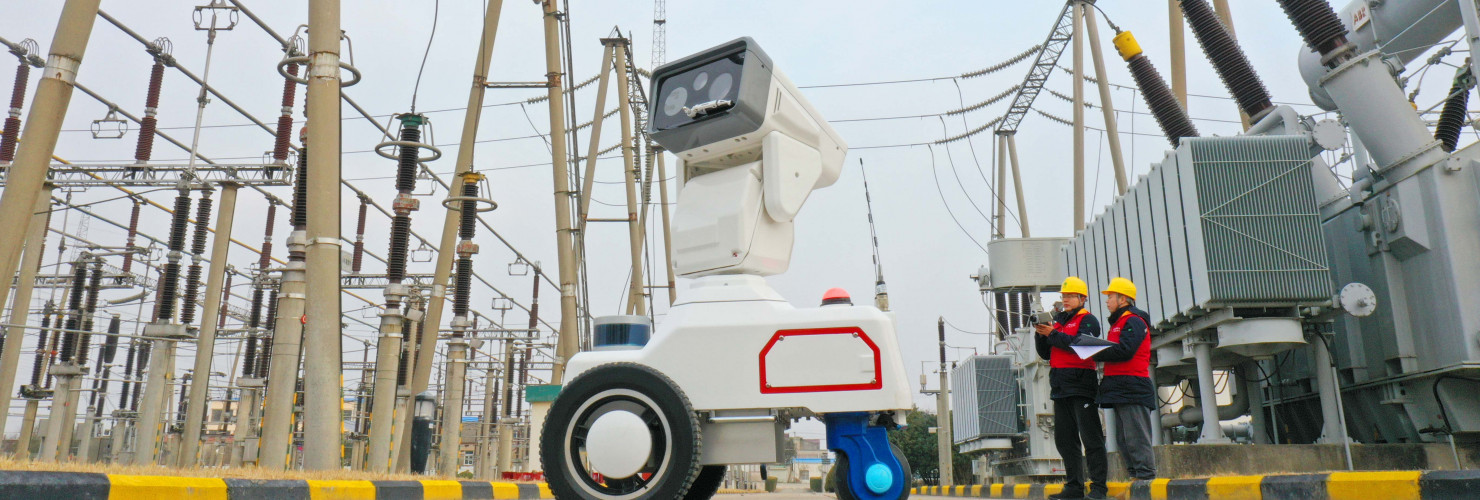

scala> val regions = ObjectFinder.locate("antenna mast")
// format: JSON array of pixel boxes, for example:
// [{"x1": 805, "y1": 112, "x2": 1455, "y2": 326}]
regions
[{"x1": 861, "y1": 159, "x2": 889, "y2": 311}]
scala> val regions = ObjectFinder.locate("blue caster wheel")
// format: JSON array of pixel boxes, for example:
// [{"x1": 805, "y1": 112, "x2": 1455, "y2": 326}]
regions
[
  {"x1": 826, "y1": 413, "x2": 911, "y2": 500},
  {"x1": 834, "y1": 442, "x2": 910, "y2": 500}
]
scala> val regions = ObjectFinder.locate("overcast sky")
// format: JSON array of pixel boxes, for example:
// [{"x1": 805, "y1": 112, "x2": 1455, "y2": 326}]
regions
[{"x1": 3, "y1": 1, "x2": 1463, "y2": 441}]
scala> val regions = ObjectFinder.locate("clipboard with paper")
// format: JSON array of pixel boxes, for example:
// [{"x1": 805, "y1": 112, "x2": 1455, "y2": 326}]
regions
[{"x1": 1069, "y1": 335, "x2": 1116, "y2": 359}]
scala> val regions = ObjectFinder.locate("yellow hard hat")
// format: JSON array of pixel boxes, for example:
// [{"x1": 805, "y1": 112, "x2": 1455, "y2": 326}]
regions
[
  {"x1": 1061, "y1": 276, "x2": 1088, "y2": 297},
  {"x1": 1102, "y1": 277, "x2": 1137, "y2": 301}
]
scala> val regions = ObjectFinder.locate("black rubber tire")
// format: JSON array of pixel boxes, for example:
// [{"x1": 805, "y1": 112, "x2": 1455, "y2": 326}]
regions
[
  {"x1": 541, "y1": 363, "x2": 703, "y2": 499},
  {"x1": 835, "y1": 443, "x2": 911, "y2": 500},
  {"x1": 683, "y1": 465, "x2": 728, "y2": 500}
]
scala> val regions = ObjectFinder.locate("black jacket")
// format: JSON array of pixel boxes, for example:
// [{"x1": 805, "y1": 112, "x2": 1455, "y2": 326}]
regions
[
  {"x1": 1095, "y1": 306, "x2": 1157, "y2": 409},
  {"x1": 1035, "y1": 307, "x2": 1100, "y2": 400}
]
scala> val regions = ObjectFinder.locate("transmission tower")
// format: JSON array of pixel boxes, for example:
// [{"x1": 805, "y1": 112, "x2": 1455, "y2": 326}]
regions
[{"x1": 651, "y1": 0, "x2": 666, "y2": 68}]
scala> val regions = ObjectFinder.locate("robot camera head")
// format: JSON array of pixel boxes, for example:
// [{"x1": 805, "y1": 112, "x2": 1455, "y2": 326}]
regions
[
  {"x1": 648, "y1": 38, "x2": 847, "y2": 198},
  {"x1": 649, "y1": 38, "x2": 849, "y2": 278}
]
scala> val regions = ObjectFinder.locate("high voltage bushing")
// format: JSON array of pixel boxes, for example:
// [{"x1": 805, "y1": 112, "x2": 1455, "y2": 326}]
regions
[
  {"x1": 256, "y1": 288, "x2": 278, "y2": 378},
  {"x1": 181, "y1": 191, "x2": 214, "y2": 327},
  {"x1": 352, "y1": 195, "x2": 368, "y2": 273},
  {"x1": 292, "y1": 145, "x2": 309, "y2": 230},
  {"x1": 122, "y1": 200, "x2": 142, "y2": 273},
  {"x1": 445, "y1": 172, "x2": 496, "y2": 328},
  {"x1": 134, "y1": 60, "x2": 166, "y2": 164},
  {"x1": 1178, "y1": 0, "x2": 1275, "y2": 122},
  {"x1": 1113, "y1": 30, "x2": 1199, "y2": 146},
  {"x1": 1275, "y1": 0, "x2": 1351, "y2": 64},
  {"x1": 28, "y1": 302, "x2": 54, "y2": 390},
  {"x1": 132, "y1": 339, "x2": 148, "y2": 411},
  {"x1": 59, "y1": 262, "x2": 88, "y2": 364},
  {"x1": 75, "y1": 261, "x2": 104, "y2": 367},
  {"x1": 119, "y1": 338, "x2": 135, "y2": 408},
  {"x1": 1436, "y1": 69, "x2": 1472, "y2": 153},
  {"x1": 92, "y1": 315, "x2": 121, "y2": 418},
  {"x1": 273, "y1": 63, "x2": 300, "y2": 163},
  {"x1": 259, "y1": 202, "x2": 277, "y2": 270},
  {"x1": 378, "y1": 113, "x2": 438, "y2": 284},
  {"x1": 0, "y1": 40, "x2": 37, "y2": 164},
  {"x1": 158, "y1": 190, "x2": 195, "y2": 323}
]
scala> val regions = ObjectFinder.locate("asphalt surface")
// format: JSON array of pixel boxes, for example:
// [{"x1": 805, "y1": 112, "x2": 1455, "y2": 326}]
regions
[{"x1": 717, "y1": 493, "x2": 832, "y2": 499}]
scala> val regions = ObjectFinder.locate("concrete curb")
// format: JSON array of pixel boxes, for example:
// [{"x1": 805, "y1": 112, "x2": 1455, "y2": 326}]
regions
[
  {"x1": 908, "y1": 470, "x2": 1480, "y2": 499},
  {"x1": 0, "y1": 470, "x2": 553, "y2": 500}
]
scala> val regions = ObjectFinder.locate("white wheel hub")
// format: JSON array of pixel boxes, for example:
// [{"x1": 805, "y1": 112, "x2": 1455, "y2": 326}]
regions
[{"x1": 585, "y1": 410, "x2": 654, "y2": 479}]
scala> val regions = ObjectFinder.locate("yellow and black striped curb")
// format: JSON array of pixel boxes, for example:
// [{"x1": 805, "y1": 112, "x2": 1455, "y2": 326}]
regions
[
  {"x1": 909, "y1": 470, "x2": 1480, "y2": 499},
  {"x1": 0, "y1": 470, "x2": 553, "y2": 499}
]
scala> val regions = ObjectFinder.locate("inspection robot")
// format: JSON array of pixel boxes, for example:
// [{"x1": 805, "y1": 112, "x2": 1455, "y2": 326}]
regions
[{"x1": 540, "y1": 38, "x2": 913, "y2": 500}]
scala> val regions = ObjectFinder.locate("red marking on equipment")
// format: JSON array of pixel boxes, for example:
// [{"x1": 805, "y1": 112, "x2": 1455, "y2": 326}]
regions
[
  {"x1": 758, "y1": 326, "x2": 882, "y2": 394},
  {"x1": 300, "y1": 314, "x2": 307, "y2": 325}
]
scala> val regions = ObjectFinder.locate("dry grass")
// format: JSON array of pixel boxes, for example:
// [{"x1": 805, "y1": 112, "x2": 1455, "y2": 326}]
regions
[{"x1": 0, "y1": 456, "x2": 516, "y2": 482}]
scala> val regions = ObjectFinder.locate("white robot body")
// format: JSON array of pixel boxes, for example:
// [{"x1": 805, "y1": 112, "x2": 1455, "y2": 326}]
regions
[{"x1": 563, "y1": 275, "x2": 913, "y2": 416}]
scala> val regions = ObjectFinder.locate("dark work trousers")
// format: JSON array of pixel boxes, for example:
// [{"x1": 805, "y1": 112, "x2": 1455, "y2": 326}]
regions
[
  {"x1": 1054, "y1": 396, "x2": 1108, "y2": 495},
  {"x1": 1112, "y1": 404, "x2": 1157, "y2": 479}
]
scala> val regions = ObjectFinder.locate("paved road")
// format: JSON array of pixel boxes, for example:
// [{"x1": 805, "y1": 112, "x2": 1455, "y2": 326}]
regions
[{"x1": 717, "y1": 493, "x2": 833, "y2": 500}]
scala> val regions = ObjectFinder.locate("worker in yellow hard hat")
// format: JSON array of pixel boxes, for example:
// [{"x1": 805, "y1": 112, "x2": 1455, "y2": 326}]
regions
[
  {"x1": 1091, "y1": 277, "x2": 1157, "y2": 480},
  {"x1": 1034, "y1": 276, "x2": 1107, "y2": 499}
]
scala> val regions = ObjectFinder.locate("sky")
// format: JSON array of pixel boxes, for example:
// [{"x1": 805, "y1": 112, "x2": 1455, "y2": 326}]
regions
[{"x1": 1, "y1": 0, "x2": 1468, "y2": 443}]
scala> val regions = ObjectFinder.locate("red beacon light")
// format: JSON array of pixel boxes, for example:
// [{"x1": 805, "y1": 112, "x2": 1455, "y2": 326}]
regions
[{"x1": 821, "y1": 287, "x2": 853, "y2": 306}]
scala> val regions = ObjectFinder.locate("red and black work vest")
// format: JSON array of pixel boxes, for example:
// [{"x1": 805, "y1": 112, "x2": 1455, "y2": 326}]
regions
[
  {"x1": 1050, "y1": 309, "x2": 1097, "y2": 370},
  {"x1": 1103, "y1": 311, "x2": 1152, "y2": 378}
]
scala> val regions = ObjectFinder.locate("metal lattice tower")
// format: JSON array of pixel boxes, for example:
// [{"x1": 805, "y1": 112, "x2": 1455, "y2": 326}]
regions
[
  {"x1": 651, "y1": 0, "x2": 666, "y2": 68},
  {"x1": 996, "y1": 1, "x2": 1075, "y2": 133}
]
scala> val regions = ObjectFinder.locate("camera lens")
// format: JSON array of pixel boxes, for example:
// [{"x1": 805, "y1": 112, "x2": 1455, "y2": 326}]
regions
[
  {"x1": 663, "y1": 86, "x2": 688, "y2": 117},
  {"x1": 709, "y1": 73, "x2": 733, "y2": 101},
  {"x1": 693, "y1": 72, "x2": 709, "y2": 91}
]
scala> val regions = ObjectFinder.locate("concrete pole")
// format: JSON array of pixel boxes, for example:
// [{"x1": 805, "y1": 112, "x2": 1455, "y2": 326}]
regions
[
  {"x1": 1071, "y1": 0, "x2": 1086, "y2": 232},
  {"x1": 495, "y1": 338, "x2": 515, "y2": 475},
  {"x1": 41, "y1": 364, "x2": 82, "y2": 462},
  {"x1": 134, "y1": 339, "x2": 175, "y2": 465},
  {"x1": 1191, "y1": 338, "x2": 1226, "y2": 443},
  {"x1": 935, "y1": 318, "x2": 952, "y2": 487},
  {"x1": 366, "y1": 287, "x2": 405, "y2": 473},
  {"x1": 0, "y1": 0, "x2": 101, "y2": 341},
  {"x1": 302, "y1": 0, "x2": 345, "y2": 471},
  {"x1": 1005, "y1": 135, "x2": 1029, "y2": 237},
  {"x1": 476, "y1": 362, "x2": 496, "y2": 478},
  {"x1": 393, "y1": 300, "x2": 425, "y2": 473},
  {"x1": 613, "y1": 43, "x2": 647, "y2": 316},
  {"x1": 76, "y1": 400, "x2": 98, "y2": 462},
  {"x1": 439, "y1": 340, "x2": 468, "y2": 475},
  {"x1": 576, "y1": 45, "x2": 615, "y2": 239},
  {"x1": 407, "y1": 0, "x2": 506, "y2": 468},
  {"x1": 230, "y1": 379, "x2": 262, "y2": 465},
  {"x1": 259, "y1": 242, "x2": 306, "y2": 469},
  {"x1": 1242, "y1": 362, "x2": 1268, "y2": 444},
  {"x1": 994, "y1": 134, "x2": 1007, "y2": 239},
  {"x1": 0, "y1": 186, "x2": 54, "y2": 437},
  {"x1": 1312, "y1": 334, "x2": 1345, "y2": 445},
  {"x1": 17, "y1": 399, "x2": 40, "y2": 459},
  {"x1": 655, "y1": 149, "x2": 676, "y2": 305},
  {"x1": 180, "y1": 183, "x2": 239, "y2": 466},
  {"x1": 1168, "y1": 0, "x2": 1188, "y2": 110},
  {"x1": 1083, "y1": 7, "x2": 1128, "y2": 195},
  {"x1": 542, "y1": 0, "x2": 581, "y2": 384}
]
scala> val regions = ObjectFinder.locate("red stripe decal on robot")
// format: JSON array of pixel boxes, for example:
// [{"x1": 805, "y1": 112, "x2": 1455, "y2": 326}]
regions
[{"x1": 758, "y1": 327, "x2": 883, "y2": 394}]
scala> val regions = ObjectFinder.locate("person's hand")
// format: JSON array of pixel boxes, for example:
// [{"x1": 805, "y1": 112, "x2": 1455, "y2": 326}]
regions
[{"x1": 1034, "y1": 324, "x2": 1053, "y2": 336}]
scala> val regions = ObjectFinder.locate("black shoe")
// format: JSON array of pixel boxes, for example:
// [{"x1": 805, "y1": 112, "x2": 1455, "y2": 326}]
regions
[{"x1": 1049, "y1": 491, "x2": 1085, "y2": 500}]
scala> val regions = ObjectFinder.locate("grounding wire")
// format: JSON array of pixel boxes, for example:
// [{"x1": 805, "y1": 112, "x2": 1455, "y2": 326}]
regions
[{"x1": 409, "y1": 0, "x2": 440, "y2": 113}]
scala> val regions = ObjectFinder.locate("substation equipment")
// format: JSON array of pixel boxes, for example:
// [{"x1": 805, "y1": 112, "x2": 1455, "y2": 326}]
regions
[
  {"x1": 958, "y1": 0, "x2": 1480, "y2": 483},
  {"x1": 539, "y1": 38, "x2": 915, "y2": 500}
]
